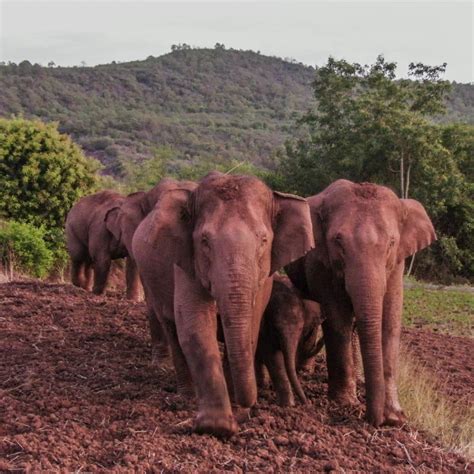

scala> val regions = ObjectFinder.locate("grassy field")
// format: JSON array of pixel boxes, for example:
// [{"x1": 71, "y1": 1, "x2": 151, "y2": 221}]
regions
[{"x1": 403, "y1": 284, "x2": 474, "y2": 337}]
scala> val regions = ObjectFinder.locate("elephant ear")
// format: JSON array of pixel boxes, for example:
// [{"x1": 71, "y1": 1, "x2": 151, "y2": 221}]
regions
[
  {"x1": 308, "y1": 193, "x2": 329, "y2": 268},
  {"x1": 104, "y1": 206, "x2": 122, "y2": 242},
  {"x1": 143, "y1": 188, "x2": 195, "y2": 275},
  {"x1": 398, "y1": 199, "x2": 436, "y2": 261},
  {"x1": 270, "y1": 191, "x2": 315, "y2": 275}
]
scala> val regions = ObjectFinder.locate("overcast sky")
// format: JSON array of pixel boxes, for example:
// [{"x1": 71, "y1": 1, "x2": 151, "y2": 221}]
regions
[{"x1": 1, "y1": 1, "x2": 472, "y2": 82}]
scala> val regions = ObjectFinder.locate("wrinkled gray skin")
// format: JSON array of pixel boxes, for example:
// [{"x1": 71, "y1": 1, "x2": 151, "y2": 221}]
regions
[
  {"x1": 286, "y1": 179, "x2": 436, "y2": 427},
  {"x1": 66, "y1": 190, "x2": 128, "y2": 296},
  {"x1": 255, "y1": 275, "x2": 322, "y2": 407},
  {"x1": 132, "y1": 172, "x2": 314, "y2": 437}
]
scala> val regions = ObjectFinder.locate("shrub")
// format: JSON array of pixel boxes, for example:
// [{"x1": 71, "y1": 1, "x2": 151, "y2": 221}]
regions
[
  {"x1": 0, "y1": 117, "x2": 100, "y2": 230},
  {"x1": 0, "y1": 221, "x2": 53, "y2": 278}
]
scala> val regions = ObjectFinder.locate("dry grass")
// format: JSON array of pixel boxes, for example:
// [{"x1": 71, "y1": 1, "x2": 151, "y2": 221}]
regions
[{"x1": 398, "y1": 347, "x2": 474, "y2": 460}]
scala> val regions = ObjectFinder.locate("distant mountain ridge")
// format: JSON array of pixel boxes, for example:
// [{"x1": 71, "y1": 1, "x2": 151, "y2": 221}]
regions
[{"x1": 0, "y1": 48, "x2": 472, "y2": 175}]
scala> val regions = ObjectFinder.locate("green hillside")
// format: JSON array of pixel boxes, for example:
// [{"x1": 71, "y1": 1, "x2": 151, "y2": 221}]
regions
[{"x1": 0, "y1": 47, "x2": 472, "y2": 175}]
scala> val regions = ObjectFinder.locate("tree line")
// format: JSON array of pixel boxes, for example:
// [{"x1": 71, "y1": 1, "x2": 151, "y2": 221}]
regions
[{"x1": 0, "y1": 56, "x2": 472, "y2": 283}]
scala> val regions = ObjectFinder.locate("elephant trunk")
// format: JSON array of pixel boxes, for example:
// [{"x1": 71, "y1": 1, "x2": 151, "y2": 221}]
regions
[
  {"x1": 346, "y1": 271, "x2": 385, "y2": 426},
  {"x1": 216, "y1": 267, "x2": 258, "y2": 408}
]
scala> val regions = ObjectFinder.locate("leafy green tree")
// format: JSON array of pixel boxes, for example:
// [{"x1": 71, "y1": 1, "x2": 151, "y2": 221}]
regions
[
  {"x1": 0, "y1": 220, "x2": 53, "y2": 278},
  {"x1": 279, "y1": 56, "x2": 452, "y2": 197},
  {"x1": 0, "y1": 118, "x2": 100, "y2": 230},
  {"x1": 278, "y1": 56, "x2": 472, "y2": 282}
]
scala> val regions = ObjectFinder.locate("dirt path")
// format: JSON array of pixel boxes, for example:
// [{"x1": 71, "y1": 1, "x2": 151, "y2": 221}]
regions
[{"x1": 0, "y1": 282, "x2": 471, "y2": 472}]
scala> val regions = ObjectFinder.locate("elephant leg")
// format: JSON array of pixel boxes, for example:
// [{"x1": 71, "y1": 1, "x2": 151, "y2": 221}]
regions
[
  {"x1": 382, "y1": 262, "x2": 406, "y2": 425},
  {"x1": 92, "y1": 254, "x2": 111, "y2": 295},
  {"x1": 71, "y1": 260, "x2": 86, "y2": 288},
  {"x1": 322, "y1": 299, "x2": 358, "y2": 405},
  {"x1": 174, "y1": 265, "x2": 237, "y2": 438},
  {"x1": 147, "y1": 304, "x2": 169, "y2": 366},
  {"x1": 222, "y1": 349, "x2": 235, "y2": 402},
  {"x1": 84, "y1": 263, "x2": 94, "y2": 292},
  {"x1": 162, "y1": 317, "x2": 194, "y2": 396},
  {"x1": 281, "y1": 328, "x2": 307, "y2": 404},
  {"x1": 351, "y1": 328, "x2": 363, "y2": 382},
  {"x1": 126, "y1": 256, "x2": 142, "y2": 302},
  {"x1": 265, "y1": 349, "x2": 295, "y2": 407},
  {"x1": 255, "y1": 355, "x2": 268, "y2": 389}
]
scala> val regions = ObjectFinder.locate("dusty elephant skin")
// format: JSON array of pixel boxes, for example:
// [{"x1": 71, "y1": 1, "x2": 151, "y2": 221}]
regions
[
  {"x1": 104, "y1": 178, "x2": 195, "y2": 362},
  {"x1": 132, "y1": 172, "x2": 314, "y2": 437},
  {"x1": 66, "y1": 190, "x2": 128, "y2": 296},
  {"x1": 286, "y1": 179, "x2": 436, "y2": 427},
  {"x1": 255, "y1": 274, "x2": 322, "y2": 407}
]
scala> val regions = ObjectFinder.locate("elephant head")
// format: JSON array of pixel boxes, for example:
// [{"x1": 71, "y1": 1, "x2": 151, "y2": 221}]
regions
[
  {"x1": 308, "y1": 179, "x2": 436, "y2": 425},
  {"x1": 104, "y1": 178, "x2": 193, "y2": 255},
  {"x1": 104, "y1": 191, "x2": 149, "y2": 255},
  {"x1": 146, "y1": 172, "x2": 314, "y2": 414}
]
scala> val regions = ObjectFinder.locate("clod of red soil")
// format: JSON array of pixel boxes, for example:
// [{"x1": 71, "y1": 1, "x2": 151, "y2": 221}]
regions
[{"x1": 1, "y1": 282, "x2": 471, "y2": 471}]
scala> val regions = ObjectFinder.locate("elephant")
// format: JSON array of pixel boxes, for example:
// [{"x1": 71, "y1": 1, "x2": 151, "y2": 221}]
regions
[
  {"x1": 104, "y1": 178, "x2": 195, "y2": 361},
  {"x1": 132, "y1": 172, "x2": 314, "y2": 437},
  {"x1": 255, "y1": 274, "x2": 322, "y2": 407},
  {"x1": 66, "y1": 180, "x2": 193, "y2": 303},
  {"x1": 286, "y1": 179, "x2": 436, "y2": 427},
  {"x1": 66, "y1": 190, "x2": 129, "y2": 296}
]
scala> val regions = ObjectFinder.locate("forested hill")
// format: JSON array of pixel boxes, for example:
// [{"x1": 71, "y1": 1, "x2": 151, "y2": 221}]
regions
[{"x1": 0, "y1": 48, "x2": 472, "y2": 175}]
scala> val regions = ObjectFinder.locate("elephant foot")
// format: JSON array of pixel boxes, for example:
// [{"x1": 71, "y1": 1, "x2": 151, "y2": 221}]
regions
[
  {"x1": 126, "y1": 292, "x2": 143, "y2": 302},
  {"x1": 177, "y1": 382, "x2": 194, "y2": 398},
  {"x1": 151, "y1": 345, "x2": 169, "y2": 367},
  {"x1": 365, "y1": 407, "x2": 385, "y2": 427},
  {"x1": 277, "y1": 393, "x2": 295, "y2": 407},
  {"x1": 328, "y1": 387, "x2": 358, "y2": 407},
  {"x1": 194, "y1": 409, "x2": 238, "y2": 438},
  {"x1": 383, "y1": 407, "x2": 407, "y2": 427}
]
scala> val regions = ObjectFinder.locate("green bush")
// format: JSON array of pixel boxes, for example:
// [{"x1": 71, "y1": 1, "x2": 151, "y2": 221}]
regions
[
  {"x1": 0, "y1": 117, "x2": 100, "y2": 230},
  {"x1": 0, "y1": 221, "x2": 53, "y2": 278}
]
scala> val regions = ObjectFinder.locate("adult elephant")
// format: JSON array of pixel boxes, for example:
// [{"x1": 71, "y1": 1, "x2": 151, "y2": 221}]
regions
[
  {"x1": 66, "y1": 180, "x2": 192, "y2": 302},
  {"x1": 104, "y1": 179, "x2": 195, "y2": 300},
  {"x1": 105, "y1": 178, "x2": 195, "y2": 360},
  {"x1": 66, "y1": 190, "x2": 128, "y2": 296},
  {"x1": 286, "y1": 179, "x2": 436, "y2": 427},
  {"x1": 132, "y1": 172, "x2": 314, "y2": 437}
]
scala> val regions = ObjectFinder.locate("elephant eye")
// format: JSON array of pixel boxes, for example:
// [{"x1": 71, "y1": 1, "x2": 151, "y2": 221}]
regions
[
  {"x1": 201, "y1": 235, "x2": 210, "y2": 249},
  {"x1": 389, "y1": 237, "x2": 395, "y2": 248},
  {"x1": 334, "y1": 233, "x2": 345, "y2": 253}
]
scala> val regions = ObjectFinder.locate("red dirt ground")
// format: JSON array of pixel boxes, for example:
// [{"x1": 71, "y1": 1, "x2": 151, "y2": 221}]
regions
[
  {"x1": 402, "y1": 328, "x2": 474, "y2": 405},
  {"x1": 1, "y1": 281, "x2": 472, "y2": 472}
]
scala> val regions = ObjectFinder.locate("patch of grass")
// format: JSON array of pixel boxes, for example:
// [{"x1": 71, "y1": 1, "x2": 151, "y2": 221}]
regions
[
  {"x1": 398, "y1": 349, "x2": 474, "y2": 460},
  {"x1": 403, "y1": 287, "x2": 474, "y2": 337}
]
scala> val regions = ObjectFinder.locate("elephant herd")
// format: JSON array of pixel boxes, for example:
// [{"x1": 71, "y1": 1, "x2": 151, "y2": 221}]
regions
[{"x1": 65, "y1": 172, "x2": 436, "y2": 437}]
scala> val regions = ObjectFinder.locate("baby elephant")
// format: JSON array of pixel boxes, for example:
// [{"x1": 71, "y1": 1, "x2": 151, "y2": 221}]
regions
[{"x1": 256, "y1": 275, "x2": 322, "y2": 407}]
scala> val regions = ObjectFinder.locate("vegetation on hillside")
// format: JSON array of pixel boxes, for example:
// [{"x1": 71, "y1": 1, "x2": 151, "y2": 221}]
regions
[
  {"x1": 0, "y1": 48, "x2": 315, "y2": 174},
  {"x1": 0, "y1": 50, "x2": 472, "y2": 283},
  {"x1": 276, "y1": 56, "x2": 473, "y2": 283},
  {"x1": 0, "y1": 47, "x2": 472, "y2": 177}
]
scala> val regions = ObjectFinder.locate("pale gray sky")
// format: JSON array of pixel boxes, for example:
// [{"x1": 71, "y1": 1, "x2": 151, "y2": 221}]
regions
[{"x1": 1, "y1": 1, "x2": 472, "y2": 82}]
